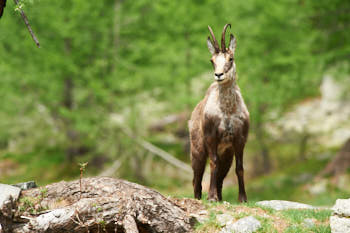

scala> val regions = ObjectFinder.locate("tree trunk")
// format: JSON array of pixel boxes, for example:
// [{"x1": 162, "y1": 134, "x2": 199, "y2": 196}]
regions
[
  {"x1": 255, "y1": 120, "x2": 271, "y2": 174},
  {"x1": 298, "y1": 132, "x2": 309, "y2": 161},
  {"x1": 1, "y1": 177, "x2": 195, "y2": 233},
  {"x1": 319, "y1": 138, "x2": 350, "y2": 178},
  {"x1": 63, "y1": 38, "x2": 79, "y2": 161}
]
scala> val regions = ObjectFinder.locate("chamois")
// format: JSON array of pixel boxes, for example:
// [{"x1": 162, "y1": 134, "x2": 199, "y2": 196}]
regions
[{"x1": 189, "y1": 24, "x2": 249, "y2": 202}]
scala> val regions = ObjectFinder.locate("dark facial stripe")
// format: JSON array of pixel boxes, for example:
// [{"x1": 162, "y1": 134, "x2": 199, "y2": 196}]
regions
[{"x1": 224, "y1": 60, "x2": 233, "y2": 73}]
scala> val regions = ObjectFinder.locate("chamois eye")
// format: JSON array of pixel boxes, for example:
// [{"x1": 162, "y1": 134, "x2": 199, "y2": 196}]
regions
[{"x1": 229, "y1": 57, "x2": 233, "y2": 62}]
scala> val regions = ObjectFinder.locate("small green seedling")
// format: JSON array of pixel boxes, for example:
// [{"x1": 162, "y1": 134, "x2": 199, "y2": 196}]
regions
[{"x1": 78, "y1": 162, "x2": 88, "y2": 199}]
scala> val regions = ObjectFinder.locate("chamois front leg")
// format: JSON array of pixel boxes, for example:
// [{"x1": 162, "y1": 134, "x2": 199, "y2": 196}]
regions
[{"x1": 206, "y1": 137, "x2": 220, "y2": 201}]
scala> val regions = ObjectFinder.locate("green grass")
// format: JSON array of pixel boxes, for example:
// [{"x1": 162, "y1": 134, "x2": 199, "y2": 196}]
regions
[
  {"x1": 281, "y1": 209, "x2": 332, "y2": 223},
  {"x1": 0, "y1": 150, "x2": 78, "y2": 185},
  {"x1": 217, "y1": 155, "x2": 349, "y2": 206},
  {"x1": 255, "y1": 216, "x2": 277, "y2": 233},
  {"x1": 284, "y1": 225, "x2": 331, "y2": 233},
  {"x1": 195, "y1": 210, "x2": 221, "y2": 232},
  {"x1": 194, "y1": 201, "x2": 331, "y2": 233}
]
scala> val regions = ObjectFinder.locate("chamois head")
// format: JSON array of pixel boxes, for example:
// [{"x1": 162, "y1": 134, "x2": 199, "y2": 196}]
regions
[{"x1": 207, "y1": 24, "x2": 237, "y2": 84}]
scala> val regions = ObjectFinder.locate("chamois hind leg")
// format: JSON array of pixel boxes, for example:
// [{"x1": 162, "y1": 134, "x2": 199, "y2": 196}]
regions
[
  {"x1": 234, "y1": 143, "x2": 247, "y2": 203},
  {"x1": 191, "y1": 149, "x2": 207, "y2": 200},
  {"x1": 216, "y1": 149, "x2": 234, "y2": 201}
]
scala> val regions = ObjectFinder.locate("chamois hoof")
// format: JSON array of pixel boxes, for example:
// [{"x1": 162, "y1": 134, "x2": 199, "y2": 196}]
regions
[
  {"x1": 208, "y1": 196, "x2": 219, "y2": 202},
  {"x1": 238, "y1": 195, "x2": 248, "y2": 203}
]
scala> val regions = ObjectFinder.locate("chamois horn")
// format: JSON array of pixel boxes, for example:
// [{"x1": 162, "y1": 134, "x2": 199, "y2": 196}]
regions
[
  {"x1": 221, "y1": 23, "x2": 231, "y2": 52},
  {"x1": 208, "y1": 25, "x2": 220, "y2": 53}
]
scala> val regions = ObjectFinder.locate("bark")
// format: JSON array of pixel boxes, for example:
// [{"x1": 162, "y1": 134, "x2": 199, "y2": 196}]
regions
[
  {"x1": 13, "y1": 0, "x2": 40, "y2": 48},
  {"x1": 62, "y1": 38, "x2": 81, "y2": 161},
  {"x1": 1, "y1": 177, "x2": 195, "y2": 233},
  {"x1": 111, "y1": 0, "x2": 122, "y2": 73},
  {"x1": 254, "y1": 120, "x2": 271, "y2": 174},
  {"x1": 148, "y1": 113, "x2": 188, "y2": 132},
  {"x1": 298, "y1": 132, "x2": 309, "y2": 161},
  {"x1": 119, "y1": 125, "x2": 193, "y2": 175},
  {"x1": 319, "y1": 138, "x2": 350, "y2": 178}
]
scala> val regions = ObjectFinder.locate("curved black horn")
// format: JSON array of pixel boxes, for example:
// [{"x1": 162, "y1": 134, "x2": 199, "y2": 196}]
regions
[
  {"x1": 208, "y1": 25, "x2": 220, "y2": 53},
  {"x1": 221, "y1": 24, "x2": 231, "y2": 52}
]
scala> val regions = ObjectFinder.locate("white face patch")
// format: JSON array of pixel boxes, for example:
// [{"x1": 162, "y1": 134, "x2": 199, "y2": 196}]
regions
[
  {"x1": 214, "y1": 54, "x2": 226, "y2": 75},
  {"x1": 212, "y1": 52, "x2": 235, "y2": 83}
]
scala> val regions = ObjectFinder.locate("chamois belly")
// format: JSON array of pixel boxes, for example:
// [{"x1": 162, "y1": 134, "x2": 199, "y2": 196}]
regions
[{"x1": 217, "y1": 116, "x2": 242, "y2": 156}]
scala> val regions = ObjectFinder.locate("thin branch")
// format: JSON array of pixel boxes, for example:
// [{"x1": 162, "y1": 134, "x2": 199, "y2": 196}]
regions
[
  {"x1": 13, "y1": 0, "x2": 40, "y2": 48},
  {"x1": 119, "y1": 125, "x2": 193, "y2": 175},
  {"x1": 98, "y1": 158, "x2": 123, "y2": 177}
]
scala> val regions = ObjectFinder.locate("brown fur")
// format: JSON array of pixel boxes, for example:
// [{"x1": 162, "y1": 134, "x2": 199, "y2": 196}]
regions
[{"x1": 189, "y1": 25, "x2": 249, "y2": 202}]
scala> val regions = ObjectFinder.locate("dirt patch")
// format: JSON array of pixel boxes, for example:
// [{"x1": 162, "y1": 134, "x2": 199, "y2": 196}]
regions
[
  {"x1": 270, "y1": 215, "x2": 289, "y2": 233},
  {"x1": 170, "y1": 197, "x2": 206, "y2": 215},
  {"x1": 171, "y1": 200, "x2": 291, "y2": 233},
  {"x1": 231, "y1": 206, "x2": 267, "y2": 216},
  {"x1": 230, "y1": 206, "x2": 289, "y2": 232}
]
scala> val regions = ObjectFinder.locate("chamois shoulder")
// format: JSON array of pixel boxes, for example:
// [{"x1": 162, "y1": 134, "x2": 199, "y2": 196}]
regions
[{"x1": 235, "y1": 85, "x2": 250, "y2": 119}]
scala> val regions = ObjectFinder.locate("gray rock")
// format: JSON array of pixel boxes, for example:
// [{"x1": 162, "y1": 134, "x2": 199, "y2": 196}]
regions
[
  {"x1": 217, "y1": 213, "x2": 234, "y2": 227},
  {"x1": 220, "y1": 216, "x2": 261, "y2": 233},
  {"x1": 256, "y1": 200, "x2": 314, "y2": 211},
  {"x1": 0, "y1": 184, "x2": 21, "y2": 209},
  {"x1": 330, "y1": 215, "x2": 350, "y2": 233},
  {"x1": 332, "y1": 199, "x2": 350, "y2": 217},
  {"x1": 190, "y1": 210, "x2": 208, "y2": 224},
  {"x1": 302, "y1": 218, "x2": 315, "y2": 228},
  {"x1": 11, "y1": 181, "x2": 37, "y2": 190}
]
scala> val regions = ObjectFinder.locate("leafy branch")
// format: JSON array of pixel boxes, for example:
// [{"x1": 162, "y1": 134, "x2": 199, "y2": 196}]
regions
[{"x1": 13, "y1": 0, "x2": 40, "y2": 48}]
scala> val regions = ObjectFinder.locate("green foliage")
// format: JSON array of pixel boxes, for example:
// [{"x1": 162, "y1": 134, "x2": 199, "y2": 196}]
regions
[{"x1": 0, "y1": 0, "x2": 349, "y2": 201}]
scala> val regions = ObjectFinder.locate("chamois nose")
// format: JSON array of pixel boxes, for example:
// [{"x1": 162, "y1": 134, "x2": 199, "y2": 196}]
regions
[
  {"x1": 215, "y1": 73, "x2": 224, "y2": 78},
  {"x1": 214, "y1": 73, "x2": 224, "y2": 80}
]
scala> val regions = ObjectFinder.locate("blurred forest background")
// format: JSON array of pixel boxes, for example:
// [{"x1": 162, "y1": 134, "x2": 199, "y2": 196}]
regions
[{"x1": 0, "y1": 0, "x2": 350, "y2": 206}]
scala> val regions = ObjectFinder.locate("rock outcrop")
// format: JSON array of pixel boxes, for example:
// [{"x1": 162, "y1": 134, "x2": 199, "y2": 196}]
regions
[
  {"x1": 220, "y1": 216, "x2": 261, "y2": 233},
  {"x1": 330, "y1": 198, "x2": 350, "y2": 233},
  {"x1": 256, "y1": 200, "x2": 314, "y2": 211}
]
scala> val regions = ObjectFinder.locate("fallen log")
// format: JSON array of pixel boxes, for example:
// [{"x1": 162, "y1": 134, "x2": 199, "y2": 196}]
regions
[{"x1": 0, "y1": 177, "x2": 196, "y2": 233}]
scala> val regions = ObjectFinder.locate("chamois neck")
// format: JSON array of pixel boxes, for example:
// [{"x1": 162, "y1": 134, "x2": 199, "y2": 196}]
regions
[{"x1": 218, "y1": 80, "x2": 237, "y2": 113}]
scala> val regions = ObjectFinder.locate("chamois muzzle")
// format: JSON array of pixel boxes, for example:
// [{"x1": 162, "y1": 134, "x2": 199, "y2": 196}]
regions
[{"x1": 215, "y1": 73, "x2": 224, "y2": 79}]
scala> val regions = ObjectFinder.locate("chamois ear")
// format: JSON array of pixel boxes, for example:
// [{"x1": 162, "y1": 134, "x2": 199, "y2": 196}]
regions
[
  {"x1": 228, "y1": 34, "x2": 236, "y2": 54},
  {"x1": 207, "y1": 37, "x2": 216, "y2": 55}
]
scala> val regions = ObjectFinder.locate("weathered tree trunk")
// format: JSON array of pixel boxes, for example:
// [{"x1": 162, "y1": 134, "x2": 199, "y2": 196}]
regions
[
  {"x1": 1, "y1": 177, "x2": 195, "y2": 233},
  {"x1": 319, "y1": 138, "x2": 350, "y2": 178},
  {"x1": 254, "y1": 119, "x2": 271, "y2": 174},
  {"x1": 298, "y1": 132, "x2": 309, "y2": 161},
  {"x1": 62, "y1": 38, "x2": 83, "y2": 162}
]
